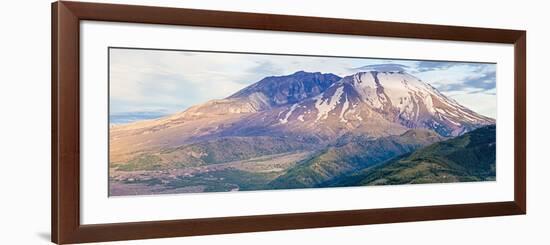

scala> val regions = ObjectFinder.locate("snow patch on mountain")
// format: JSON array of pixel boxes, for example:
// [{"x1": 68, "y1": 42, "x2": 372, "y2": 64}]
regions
[
  {"x1": 279, "y1": 103, "x2": 299, "y2": 124},
  {"x1": 340, "y1": 94, "x2": 350, "y2": 123},
  {"x1": 315, "y1": 86, "x2": 344, "y2": 122}
]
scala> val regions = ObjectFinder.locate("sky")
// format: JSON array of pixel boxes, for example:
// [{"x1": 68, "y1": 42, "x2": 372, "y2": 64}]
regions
[{"x1": 109, "y1": 48, "x2": 496, "y2": 124}]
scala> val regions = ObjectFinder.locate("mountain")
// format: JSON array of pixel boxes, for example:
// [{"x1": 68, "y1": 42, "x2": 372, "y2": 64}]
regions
[
  {"x1": 228, "y1": 71, "x2": 342, "y2": 106},
  {"x1": 109, "y1": 71, "x2": 340, "y2": 163},
  {"x1": 267, "y1": 71, "x2": 494, "y2": 137},
  {"x1": 110, "y1": 70, "x2": 494, "y2": 169},
  {"x1": 326, "y1": 125, "x2": 496, "y2": 187},
  {"x1": 110, "y1": 69, "x2": 498, "y2": 195},
  {"x1": 268, "y1": 128, "x2": 444, "y2": 189}
]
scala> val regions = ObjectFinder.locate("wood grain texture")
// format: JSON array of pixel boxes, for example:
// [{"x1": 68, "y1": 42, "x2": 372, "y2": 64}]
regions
[
  {"x1": 61, "y1": 1, "x2": 524, "y2": 43},
  {"x1": 51, "y1": 2, "x2": 58, "y2": 243},
  {"x1": 52, "y1": 1, "x2": 81, "y2": 243},
  {"x1": 514, "y1": 32, "x2": 527, "y2": 213},
  {"x1": 51, "y1": 1, "x2": 527, "y2": 244}
]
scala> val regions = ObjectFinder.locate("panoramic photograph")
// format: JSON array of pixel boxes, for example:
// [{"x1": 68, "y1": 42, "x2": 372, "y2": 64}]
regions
[{"x1": 108, "y1": 48, "x2": 497, "y2": 196}]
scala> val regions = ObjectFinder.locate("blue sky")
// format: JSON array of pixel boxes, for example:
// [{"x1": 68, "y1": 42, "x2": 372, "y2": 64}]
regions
[{"x1": 109, "y1": 48, "x2": 496, "y2": 123}]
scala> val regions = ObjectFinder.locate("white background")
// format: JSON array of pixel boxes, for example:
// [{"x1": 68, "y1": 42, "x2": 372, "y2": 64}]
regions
[
  {"x1": 0, "y1": 0, "x2": 547, "y2": 244},
  {"x1": 81, "y1": 20, "x2": 514, "y2": 224}
]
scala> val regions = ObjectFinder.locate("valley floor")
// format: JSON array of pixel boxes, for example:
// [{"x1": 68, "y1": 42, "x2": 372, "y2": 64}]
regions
[{"x1": 109, "y1": 151, "x2": 313, "y2": 196}]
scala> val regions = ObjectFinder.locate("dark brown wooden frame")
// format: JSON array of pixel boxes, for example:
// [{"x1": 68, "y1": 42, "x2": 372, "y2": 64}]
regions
[{"x1": 52, "y1": 1, "x2": 526, "y2": 244}]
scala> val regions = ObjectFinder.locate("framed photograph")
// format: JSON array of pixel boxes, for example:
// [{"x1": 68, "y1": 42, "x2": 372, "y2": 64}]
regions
[{"x1": 52, "y1": 1, "x2": 526, "y2": 244}]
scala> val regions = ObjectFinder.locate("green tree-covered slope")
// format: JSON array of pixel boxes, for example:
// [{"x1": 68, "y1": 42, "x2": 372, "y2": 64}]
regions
[{"x1": 328, "y1": 125, "x2": 496, "y2": 187}]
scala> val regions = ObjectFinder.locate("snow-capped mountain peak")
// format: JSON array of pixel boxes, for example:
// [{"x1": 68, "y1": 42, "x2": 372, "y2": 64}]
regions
[{"x1": 274, "y1": 71, "x2": 494, "y2": 137}]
